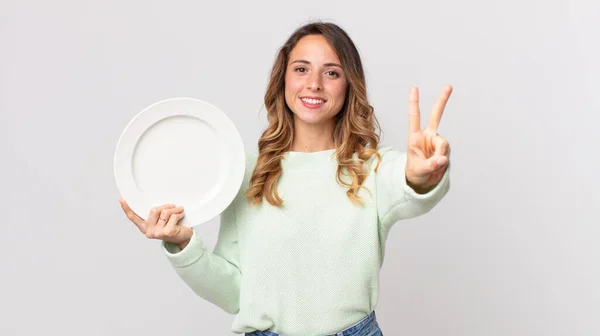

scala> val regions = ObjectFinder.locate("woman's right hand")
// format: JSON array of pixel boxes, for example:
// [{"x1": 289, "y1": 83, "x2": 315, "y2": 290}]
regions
[{"x1": 119, "y1": 198, "x2": 193, "y2": 250}]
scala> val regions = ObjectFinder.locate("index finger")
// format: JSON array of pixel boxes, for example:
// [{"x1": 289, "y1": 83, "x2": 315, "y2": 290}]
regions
[
  {"x1": 426, "y1": 85, "x2": 453, "y2": 131},
  {"x1": 408, "y1": 86, "x2": 421, "y2": 133}
]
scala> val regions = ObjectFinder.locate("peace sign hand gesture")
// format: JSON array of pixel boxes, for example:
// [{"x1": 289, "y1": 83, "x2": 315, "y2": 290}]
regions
[{"x1": 405, "y1": 85, "x2": 452, "y2": 193}]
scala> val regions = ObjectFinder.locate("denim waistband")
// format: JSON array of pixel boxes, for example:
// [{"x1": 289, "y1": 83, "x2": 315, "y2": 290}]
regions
[{"x1": 245, "y1": 310, "x2": 377, "y2": 336}]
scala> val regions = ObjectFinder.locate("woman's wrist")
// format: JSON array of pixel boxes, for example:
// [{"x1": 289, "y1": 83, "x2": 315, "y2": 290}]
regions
[{"x1": 175, "y1": 226, "x2": 193, "y2": 250}]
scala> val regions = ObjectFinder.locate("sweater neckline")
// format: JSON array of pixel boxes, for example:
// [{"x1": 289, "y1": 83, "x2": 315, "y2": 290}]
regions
[{"x1": 281, "y1": 148, "x2": 338, "y2": 171}]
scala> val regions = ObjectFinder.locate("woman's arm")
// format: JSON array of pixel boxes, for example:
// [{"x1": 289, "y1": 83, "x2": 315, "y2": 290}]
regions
[{"x1": 161, "y1": 199, "x2": 241, "y2": 314}]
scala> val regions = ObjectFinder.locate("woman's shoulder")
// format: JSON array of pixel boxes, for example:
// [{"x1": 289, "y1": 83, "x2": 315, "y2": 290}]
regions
[
  {"x1": 237, "y1": 152, "x2": 258, "y2": 191},
  {"x1": 374, "y1": 146, "x2": 407, "y2": 163},
  {"x1": 226, "y1": 152, "x2": 256, "y2": 208},
  {"x1": 361, "y1": 146, "x2": 404, "y2": 166},
  {"x1": 243, "y1": 151, "x2": 258, "y2": 175},
  {"x1": 375, "y1": 146, "x2": 401, "y2": 156}
]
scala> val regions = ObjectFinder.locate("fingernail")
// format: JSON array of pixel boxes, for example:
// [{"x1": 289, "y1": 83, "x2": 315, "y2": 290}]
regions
[{"x1": 437, "y1": 157, "x2": 446, "y2": 166}]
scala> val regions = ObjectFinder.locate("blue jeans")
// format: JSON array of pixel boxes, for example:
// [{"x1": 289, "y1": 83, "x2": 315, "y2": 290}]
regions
[{"x1": 244, "y1": 310, "x2": 383, "y2": 336}]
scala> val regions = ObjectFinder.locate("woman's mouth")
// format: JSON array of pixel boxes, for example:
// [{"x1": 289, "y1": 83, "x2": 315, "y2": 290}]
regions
[{"x1": 300, "y1": 97, "x2": 326, "y2": 109}]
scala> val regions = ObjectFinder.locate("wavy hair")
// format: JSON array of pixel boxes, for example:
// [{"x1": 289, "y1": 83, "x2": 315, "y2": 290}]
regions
[{"x1": 245, "y1": 21, "x2": 382, "y2": 207}]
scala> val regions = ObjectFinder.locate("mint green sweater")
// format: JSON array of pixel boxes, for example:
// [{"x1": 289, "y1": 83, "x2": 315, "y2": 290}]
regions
[{"x1": 162, "y1": 147, "x2": 450, "y2": 335}]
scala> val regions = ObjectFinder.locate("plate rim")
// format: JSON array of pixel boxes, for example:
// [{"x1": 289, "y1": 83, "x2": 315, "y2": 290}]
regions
[{"x1": 114, "y1": 97, "x2": 246, "y2": 227}]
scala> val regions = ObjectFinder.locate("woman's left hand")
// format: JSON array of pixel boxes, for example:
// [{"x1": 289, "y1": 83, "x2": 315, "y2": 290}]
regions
[{"x1": 404, "y1": 85, "x2": 452, "y2": 192}]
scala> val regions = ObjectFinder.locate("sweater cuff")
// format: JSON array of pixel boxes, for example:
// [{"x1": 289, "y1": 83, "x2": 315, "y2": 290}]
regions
[
  {"x1": 403, "y1": 162, "x2": 451, "y2": 200},
  {"x1": 161, "y1": 229, "x2": 207, "y2": 268}
]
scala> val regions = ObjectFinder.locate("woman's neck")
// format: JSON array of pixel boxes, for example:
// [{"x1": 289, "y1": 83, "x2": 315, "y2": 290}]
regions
[{"x1": 291, "y1": 119, "x2": 336, "y2": 153}]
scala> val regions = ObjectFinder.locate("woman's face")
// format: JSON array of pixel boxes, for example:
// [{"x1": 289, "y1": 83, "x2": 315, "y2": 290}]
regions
[{"x1": 284, "y1": 34, "x2": 348, "y2": 127}]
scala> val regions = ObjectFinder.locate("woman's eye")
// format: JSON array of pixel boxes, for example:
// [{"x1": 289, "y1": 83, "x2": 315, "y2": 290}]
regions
[
  {"x1": 295, "y1": 67, "x2": 306, "y2": 73},
  {"x1": 326, "y1": 71, "x2": 339, "y2": 77}
]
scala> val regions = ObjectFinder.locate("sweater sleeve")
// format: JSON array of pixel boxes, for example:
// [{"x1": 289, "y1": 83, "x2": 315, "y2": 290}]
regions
[
  {"x1": 375, "y1": 147, "x2": 451, "y2": 234},
  {"x1": 161, "y1": 197, "x2": 241, "y2": 314}
]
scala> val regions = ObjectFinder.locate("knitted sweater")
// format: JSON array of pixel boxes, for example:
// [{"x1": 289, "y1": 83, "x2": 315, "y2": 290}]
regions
[{"x1": 161, "y1": 147, "x2": 450, "y2": 335}]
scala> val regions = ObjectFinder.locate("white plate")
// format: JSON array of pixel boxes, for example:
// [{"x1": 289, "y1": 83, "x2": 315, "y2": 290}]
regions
[{"x1": 114, "y1": 97, "x2": 245, "y2": 227}]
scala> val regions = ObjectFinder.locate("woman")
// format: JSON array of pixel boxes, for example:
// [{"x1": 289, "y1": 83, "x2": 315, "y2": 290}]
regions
[{"x1": 120, "y1": 21, "x2": 452, "y2": 336}]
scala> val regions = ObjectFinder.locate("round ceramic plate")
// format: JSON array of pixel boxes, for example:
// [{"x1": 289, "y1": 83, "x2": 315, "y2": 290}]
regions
[{"x1": 114, "y1": 97, "x2": 245, "y2": 227}]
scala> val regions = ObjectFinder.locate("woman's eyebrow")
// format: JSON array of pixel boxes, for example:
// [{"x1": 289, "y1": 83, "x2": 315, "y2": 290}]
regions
[{"x1": 290, "y1": 59, "x2": 342, "y2": 68}]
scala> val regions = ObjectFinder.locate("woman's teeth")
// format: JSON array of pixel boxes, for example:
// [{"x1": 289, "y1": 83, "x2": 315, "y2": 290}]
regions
[{"x1": 301, "y1": 98, "x2": 324, "y2": 104}]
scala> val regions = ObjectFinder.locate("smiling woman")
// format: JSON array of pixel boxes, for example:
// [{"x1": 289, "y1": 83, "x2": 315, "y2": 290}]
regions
[
  {"x1": 247, "y1": 23, "x2": 384, "y2": 208},
  {"x1": 120, "y1": 20, "x2": 452, "y2": 336}
]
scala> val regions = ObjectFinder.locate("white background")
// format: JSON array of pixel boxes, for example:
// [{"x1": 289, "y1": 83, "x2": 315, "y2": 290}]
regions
[{"x1": 1, "y1": 0, "x2": 598, "y2": 335}]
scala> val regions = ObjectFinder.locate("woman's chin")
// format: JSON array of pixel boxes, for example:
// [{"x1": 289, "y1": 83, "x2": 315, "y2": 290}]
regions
[{"x1": 293, "y1": 109, "x2": 330, "y2": 125}]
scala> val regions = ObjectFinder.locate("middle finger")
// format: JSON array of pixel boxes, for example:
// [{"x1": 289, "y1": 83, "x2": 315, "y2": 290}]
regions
[{"x1": 426, "y1": 85, "x2": 452, "y2": 132}]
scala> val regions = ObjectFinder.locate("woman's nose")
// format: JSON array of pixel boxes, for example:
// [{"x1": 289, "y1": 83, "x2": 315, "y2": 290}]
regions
[{"x1": 306, "y1": 73, "x2": 322, "y2": 91}]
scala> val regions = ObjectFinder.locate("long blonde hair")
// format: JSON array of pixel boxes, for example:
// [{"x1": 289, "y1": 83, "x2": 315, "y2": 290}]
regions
[{"x1": 245, "y1": 21, "x2": 382, "y2": 207}]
